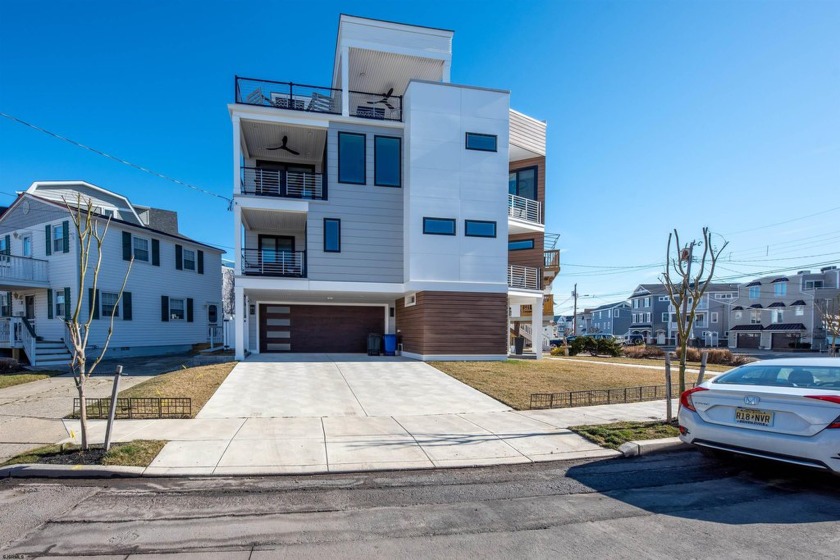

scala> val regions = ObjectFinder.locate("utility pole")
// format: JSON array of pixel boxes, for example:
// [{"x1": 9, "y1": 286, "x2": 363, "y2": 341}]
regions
[{"x1": 572, "y1": 283, "x2": 578, "y2": 336}]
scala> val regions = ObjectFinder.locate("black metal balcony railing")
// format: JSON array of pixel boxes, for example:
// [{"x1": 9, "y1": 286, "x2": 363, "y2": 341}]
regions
[
  {"x1": 235, "y1": 76, "x2": 403, "y2": 122},
  {"x1": 241, "y1": 167, "x2": 325, "y2": 200},
  {"x1": 242, "y1": 249, "x2": 306, "y2": 278}
]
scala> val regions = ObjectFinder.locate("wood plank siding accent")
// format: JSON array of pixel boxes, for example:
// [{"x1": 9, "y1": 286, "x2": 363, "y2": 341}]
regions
[
  {"x1": 508, "y1": 231, "x2": 545, "y2": 277},
  {"x1": 395, "y1": 291, "x2": 508, "y2": 355},
  {"x1": 509, "y1": 110, "x2": 546, "y2": 156}
]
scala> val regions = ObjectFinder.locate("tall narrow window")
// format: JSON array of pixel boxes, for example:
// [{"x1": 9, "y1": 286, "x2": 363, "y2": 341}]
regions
[
  {"x1": 374, "y1": 136, "x2": 401, "y2": 187},
  {"x1": 338, "y1": 132, "x2": 366, "y2": 184},
  {"x1": 465, "y1": 132, "x2": 497, "y2": 152},
  {"x1": 324, "y1": 218, "x2": 341, "y2": 253},
  {"x1": 52, "y1": 225, "x2": 64, "y2": 253}
]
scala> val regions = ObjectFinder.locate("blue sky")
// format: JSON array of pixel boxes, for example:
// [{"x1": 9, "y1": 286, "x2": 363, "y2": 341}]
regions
[{"x1": 1, "y1": 0, "x2": 838, "y2": 314}]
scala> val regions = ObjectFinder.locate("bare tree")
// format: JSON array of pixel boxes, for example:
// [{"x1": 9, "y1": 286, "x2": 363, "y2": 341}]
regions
[
  {"x1": 222, "y1": 266, "x2": 235, "y2": 318},
  {"x1": 64, "y1": 195, "x2": 133, "y2": 450},
  {"x1": 816, "y1": 293, "x2": 840, "y2": 356},
  {"x1": 661, "y1": 227, "x2": 728, "y2": 394}
]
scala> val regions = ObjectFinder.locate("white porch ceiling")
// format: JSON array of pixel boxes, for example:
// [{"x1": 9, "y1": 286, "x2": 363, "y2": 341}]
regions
[
  {"x1": 241, "y1": 121, "x2": 326, "y2": 164},
  {"x1": 241, "y1": 208, "x2": 307, "y2": 232},
  {"x1": 243, "y1": 288, "x2": 399, "y2": 305},
  {"x1": 337, "y1": 48, "x2": 444, "y2": 97}
]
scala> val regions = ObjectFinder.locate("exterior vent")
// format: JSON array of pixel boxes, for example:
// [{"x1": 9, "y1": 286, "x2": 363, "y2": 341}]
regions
[{"x1": 821, "y1": 266, "x2": 837, "y2": 272}]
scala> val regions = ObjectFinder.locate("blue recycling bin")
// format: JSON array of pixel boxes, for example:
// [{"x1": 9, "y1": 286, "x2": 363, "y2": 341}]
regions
[{"x1": 383, "y1": 334, "x2": 398, "y2": 356}]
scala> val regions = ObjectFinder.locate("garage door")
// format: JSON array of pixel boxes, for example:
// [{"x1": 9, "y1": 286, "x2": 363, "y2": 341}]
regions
[
  {"x1": 771, "y1": 332, "x2": 799, "y2": 350},
  {"x1": 260, "y1": 304, "x2": 384, "y2": 353},
  {"x1": 737, "y1": 333, "x2": 760, "y2": 349}
]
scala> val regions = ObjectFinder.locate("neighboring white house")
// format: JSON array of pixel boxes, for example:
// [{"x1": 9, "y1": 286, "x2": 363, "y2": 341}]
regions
[
  {"x1": 0, "y1": 181, "x2": 224, "y2": 366},
  {"x1": 230, "y1": 15, "x2": 554, "y2": 360}
]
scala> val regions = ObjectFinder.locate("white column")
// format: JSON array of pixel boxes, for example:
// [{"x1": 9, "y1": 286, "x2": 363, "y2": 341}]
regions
[
  {"x1": 531, "y1": 295, "x2": 544, "y2": 360},
  {"x1": 341, "y1": 46, "x2": 350, "y2": 117},
  {"x1": 442, "y1": 59, "x2": 451, "y2": 83},
  {"x1": 234, "y1": 285, "x2": 245, "y2": 360}
]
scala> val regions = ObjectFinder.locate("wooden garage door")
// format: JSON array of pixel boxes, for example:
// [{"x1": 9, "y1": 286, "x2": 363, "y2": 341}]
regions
[
  {"x1": 737, "y1": 333, "x2": 760, "y2": 349},
  {"x1": 260, "y1": 304, "x2": 384, "y2": 353}
]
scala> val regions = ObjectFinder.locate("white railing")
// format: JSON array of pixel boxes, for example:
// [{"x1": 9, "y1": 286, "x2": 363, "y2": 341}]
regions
[
  {"x1": 241, "y1": 249, "x2": 306, "y2": 277},
  {"x1": 0, "y1": 254, "x2": 49, "y2": 284},
  {"x1": 208, "y1": 324, "x2": 224, "y2": 349},
  {"x1": 508, "y1": 194, "x2": 542, "y2": 225},
  {"x1": 241, "y1": 167, "x2": 325, "y2": 200},
  {"x1": 18, "y1": 317, "x2": 37, "y2": 365},
  {"x1": 508, "y1": 265, "x2": 541, "y2": 291}
]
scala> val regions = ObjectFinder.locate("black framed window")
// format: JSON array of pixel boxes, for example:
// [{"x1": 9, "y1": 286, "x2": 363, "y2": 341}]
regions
[
  {"x1": 374, "y1": 136, "x2": 401, "y2": 187},
  {"x1": 465, "y1": 132, "x2": 497, "y2": 152},
  {"x1": 338, "y1": 132, "x2": 366, "y2": 184},
  {"x1": 465, "y1": 220, "x2": 497, "y2": 238},
  {"x1": 324, "y1": 218, "x2": 341, "y2": 252},
  {"x1": 509, "y1": 166, "x2": 538, "y2": 200},
  {"x1": 508, "y1": 239, "x2": 535, "y2": 251},
  {"x1": 423, "y1": 217, "x2": 456, "y2": 236}
]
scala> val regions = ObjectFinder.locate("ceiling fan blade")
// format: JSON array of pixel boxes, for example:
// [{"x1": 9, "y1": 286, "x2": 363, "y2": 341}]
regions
[
  {"x1": 366, "y1": 100, "x2": 378, "y2": 104},
  {"x1": 265, "y1": 146, "x2": 282, "y2": 150},
  {"x1": 384, "y1": 101, "x2": 394, "y2": 110},
  {"x1": 283, "y1": 146, "x2": 300, "y2": 156}
]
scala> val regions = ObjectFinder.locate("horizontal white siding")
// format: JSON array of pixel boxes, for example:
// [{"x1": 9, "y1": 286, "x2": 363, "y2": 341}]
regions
[{"x1": 509, "y1": 110, "x2": 546, "y2": 156}]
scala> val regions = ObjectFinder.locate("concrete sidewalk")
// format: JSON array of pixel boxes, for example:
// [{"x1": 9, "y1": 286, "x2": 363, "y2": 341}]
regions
[{"x1": 61, "y1": 400, "x2": 677, "y2": 475}]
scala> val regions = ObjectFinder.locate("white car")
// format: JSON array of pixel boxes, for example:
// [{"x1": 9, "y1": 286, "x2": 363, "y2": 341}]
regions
[{"x1": 678, "y1": 357, "x2": 840, "y2": 474}]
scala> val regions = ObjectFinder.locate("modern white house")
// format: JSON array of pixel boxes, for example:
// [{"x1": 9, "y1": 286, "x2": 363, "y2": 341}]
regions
[
  {"x1": 230, "y1": 15, "x2": 555, "y2": 360},
  {"x1": 0, "y1": 181, "x2": 224, "y2": 366}
]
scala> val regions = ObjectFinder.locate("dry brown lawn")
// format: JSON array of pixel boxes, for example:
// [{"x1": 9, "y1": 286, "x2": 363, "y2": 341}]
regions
[
  {"x1": 431, "y1": 359, "x2": 703, "y2": 410},
  {"x1": 561, "y1": 355, "x2": 731, "y2": 373},
  {"x1": 118, "y1": 362, "x2": 236, "y2": 418}
]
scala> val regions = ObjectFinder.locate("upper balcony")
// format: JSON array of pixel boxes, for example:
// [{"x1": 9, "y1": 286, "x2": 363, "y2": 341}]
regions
[
  {"x1": 508, "y1": 265, "x2": 541, "y2": 292},
  {"x1": 0, "y1": 254, "x2": 49, "y2": 289},
  {"x1": 236, "y1": 77, "x2": 403, "y2": 122},
  {"x1": 241, "y1": 167, "x2": 325, "y2": 200}
]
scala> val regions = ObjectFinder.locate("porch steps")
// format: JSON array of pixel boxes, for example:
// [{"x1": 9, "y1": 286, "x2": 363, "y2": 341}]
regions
[{"x1": 34, "y1": 340, "x2": 73, "y2": 367}]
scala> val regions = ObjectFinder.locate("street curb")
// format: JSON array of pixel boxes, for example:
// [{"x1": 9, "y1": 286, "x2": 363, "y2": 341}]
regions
[
  {"x1": 618, "y1": 437, "x2": 688, "y2": 458},
  {"x1": 0, "y1": 464, "x2": 145, "y2": 478}
]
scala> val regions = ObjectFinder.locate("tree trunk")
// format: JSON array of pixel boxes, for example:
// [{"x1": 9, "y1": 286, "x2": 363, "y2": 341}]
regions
[{"x1": 76, "y1": 361, "x2": 88, "y2": 450}]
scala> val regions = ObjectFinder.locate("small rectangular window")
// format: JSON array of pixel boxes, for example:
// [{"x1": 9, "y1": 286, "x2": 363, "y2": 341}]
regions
[
  {"x1": 508, "y1": 239, "x2": 535, "y2": 251},
  {"x1": 101, "y1": 292, "x2": 120, "y2": 318},
  {"x1": 55, "y1": 290, "x2": 65, "y2": 318},
  {"x1": 423, "y1": 217, "x2": 456, "y2": 236},
  {"x1": 711, "y1": 312, "x2": 719, "y2": 323},
  {"x1": 133, "y1": 237, "x2": 150, "y2": 262},
  {"x1": 465, "y1": 132, "x2": 497, "y2": 152},
  {"x1": 338, "y1": 132, "x2": 366, "y2": 184},
  {"x1": 183, "y1": 249, "x2": 196, "y2": 271},
  {"x1": 324, "y1": 218, "x2": 341, "y2": 252},
  {"x1": 374, "y1": 136, "x2": 401, "y2": 187},
  {"x1": 662, "y1": 312, "x2": 669, "y2": 322},
  {"x1": 464, "y1": 220, "x2": 496, "y2": 238},
  {"x1": 170, "y1": 298, "x2": 185, "y2": 321}
]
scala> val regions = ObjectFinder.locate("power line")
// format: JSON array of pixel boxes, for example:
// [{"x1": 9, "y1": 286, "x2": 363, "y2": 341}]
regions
[
  {"x1": 723, "y1": 206, "x2": 840, "y2": 236},
  {"x1": 0, "y1": 112, "x2": 233, "y2": 208}
]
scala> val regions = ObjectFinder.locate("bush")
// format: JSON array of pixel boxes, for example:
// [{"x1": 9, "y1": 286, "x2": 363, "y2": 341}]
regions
[
  {"x1": 569, "y1": 336, "x2": 597, "y2": 356},
  {"x1": 622, "y1": 345, "x2": 665, "y2": 359},
  {"x1": 0, "y1": 358, "x2": 20, "y2": 373},
  {"x1": 596, "y1": 338, "x2": 623, "y2": 357},
  {"x1": 683, "y1": 348, "x2": 751, "y2": 366},
  {"x1": 550, "y1": 346, "x2": 566, "y2": 356}
]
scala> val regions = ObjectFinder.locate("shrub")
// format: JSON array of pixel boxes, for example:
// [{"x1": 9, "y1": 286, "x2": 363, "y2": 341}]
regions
[
  {"x1": 0, "y1": 358, "x2": 20, "y2": 373},
  {"x1": 622, "y1": 345, "x2": 665, "y2": 359},
  {"x1": 595, "y1": 338, "x2": 623, "y2": 357},
  {"x1": 569, "y1": 336, "x2": 597, "y2": 356},
  {"x1": 683, "y1": 348, "x2": 751, "y2": 366},
  {"x1": 550, "y1": 346, "x2": 566, "y2": 356}
]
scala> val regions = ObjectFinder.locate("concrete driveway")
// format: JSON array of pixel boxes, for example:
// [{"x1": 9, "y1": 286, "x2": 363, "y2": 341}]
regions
[{"x1": 197, "y1": 354, "x2": 511, "y2": 418}]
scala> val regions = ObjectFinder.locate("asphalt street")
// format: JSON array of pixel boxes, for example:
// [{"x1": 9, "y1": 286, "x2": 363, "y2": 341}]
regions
[{"x1": 1, "y1": 449, "x2": 838, "y2": 559}]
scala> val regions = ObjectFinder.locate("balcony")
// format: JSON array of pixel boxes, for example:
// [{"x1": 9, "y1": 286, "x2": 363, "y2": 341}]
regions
[
  {"x1": 236, "y1": 77, "x2": 403, "y2": 122},
  {"x1": 241, "y1": 167, "x2": 325, "y2": 200},
  {"x1": 508, "y1": 194, "x2": 542, "y2": 225},
  {"x1": 508, "y1": 265, "x2": 541, "y2": 291},
  {"x1": 241, "y1": 249, "x2": 306, "y2": 278},
  {"x1": 0, "y1": 255, "x2": 49, "y2": 287},
  {"x1": 544, "y1": 250, "x2": 560, "y2": 272}
]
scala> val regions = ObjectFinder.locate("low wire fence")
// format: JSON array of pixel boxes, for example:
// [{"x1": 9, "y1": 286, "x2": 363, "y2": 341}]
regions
[
  {"x1": 72, "y1": 397, "x2": 191, "y2": 419},
  {"x1": 529, "y1": 383, "x2": 696, "y2": 410}
]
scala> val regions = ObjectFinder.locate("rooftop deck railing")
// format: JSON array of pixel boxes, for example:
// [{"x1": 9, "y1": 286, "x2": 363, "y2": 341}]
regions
[
  {"x1": 235, "y1": 76, "x2": 403, "y2": 122},
  {"x1": 544, "y1": 250, "x2": 560, "y2": 272},
  {"x1": 241, "y1": 167, "x2": 325, "y2": 200},
  {"x1": 508, "y1": 265, "x2": 541, "y2": 291},
  {"x1": 508, "y1": 194, "x2": 542, "y2": 225}
]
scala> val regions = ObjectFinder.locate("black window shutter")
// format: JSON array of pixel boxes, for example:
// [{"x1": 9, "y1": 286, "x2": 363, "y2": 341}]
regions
[
  {"x1": 152, "y1": 239, "x2": 160, "y2": 266},
  {"x1": 47, "y1": 290, "x2": 53, "y2": 319},
  {"x1": 197, "y1": 250, "x2": 204, "y2": 274},
  {"x1": 186, "y1": 298, "x2": 194, "y2": 323},
  {"x1": 63, "y1": 287, "x2": 71, "y2": 320},
  {"x1": 45, "y1": 225, "x2": 52, "y2": 256},
  {"x1": 122, "y1": 232, "x2": 132, "y2": 261},
  {"x1": 89, "y1": 288, "x2": 99, "y2": 320},
  {"x1": 62, "y1": 221, "x2": 69, "y2": 253},
  {"x1": 161, "y1": 296, "x2": 169, "y2": 322},
  {"x1": 123, "y1": 292, "x2": 132, "y2": 321},
  {"x1": 175, "y1": 244, "x2": 183, "y2": 270}
]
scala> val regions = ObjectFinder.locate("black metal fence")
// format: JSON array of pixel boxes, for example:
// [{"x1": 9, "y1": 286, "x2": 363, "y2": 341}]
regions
[
  {"x1": 529, "y1": 383, "x2": 696, "y2": 410},
  {"x1": 72, "y1": 397, "x2": 191, "y2": 419}
]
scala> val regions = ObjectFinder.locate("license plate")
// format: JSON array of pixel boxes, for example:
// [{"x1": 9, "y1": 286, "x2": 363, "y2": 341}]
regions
[{"x1": 735, "y1": 407, "x2": 774, "y2": 427}]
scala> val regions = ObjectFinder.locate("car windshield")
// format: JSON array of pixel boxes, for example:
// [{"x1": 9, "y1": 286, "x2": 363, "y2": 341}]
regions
[{"x1": 713, "y1": 364, "x2": 840, "y2": 391}]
